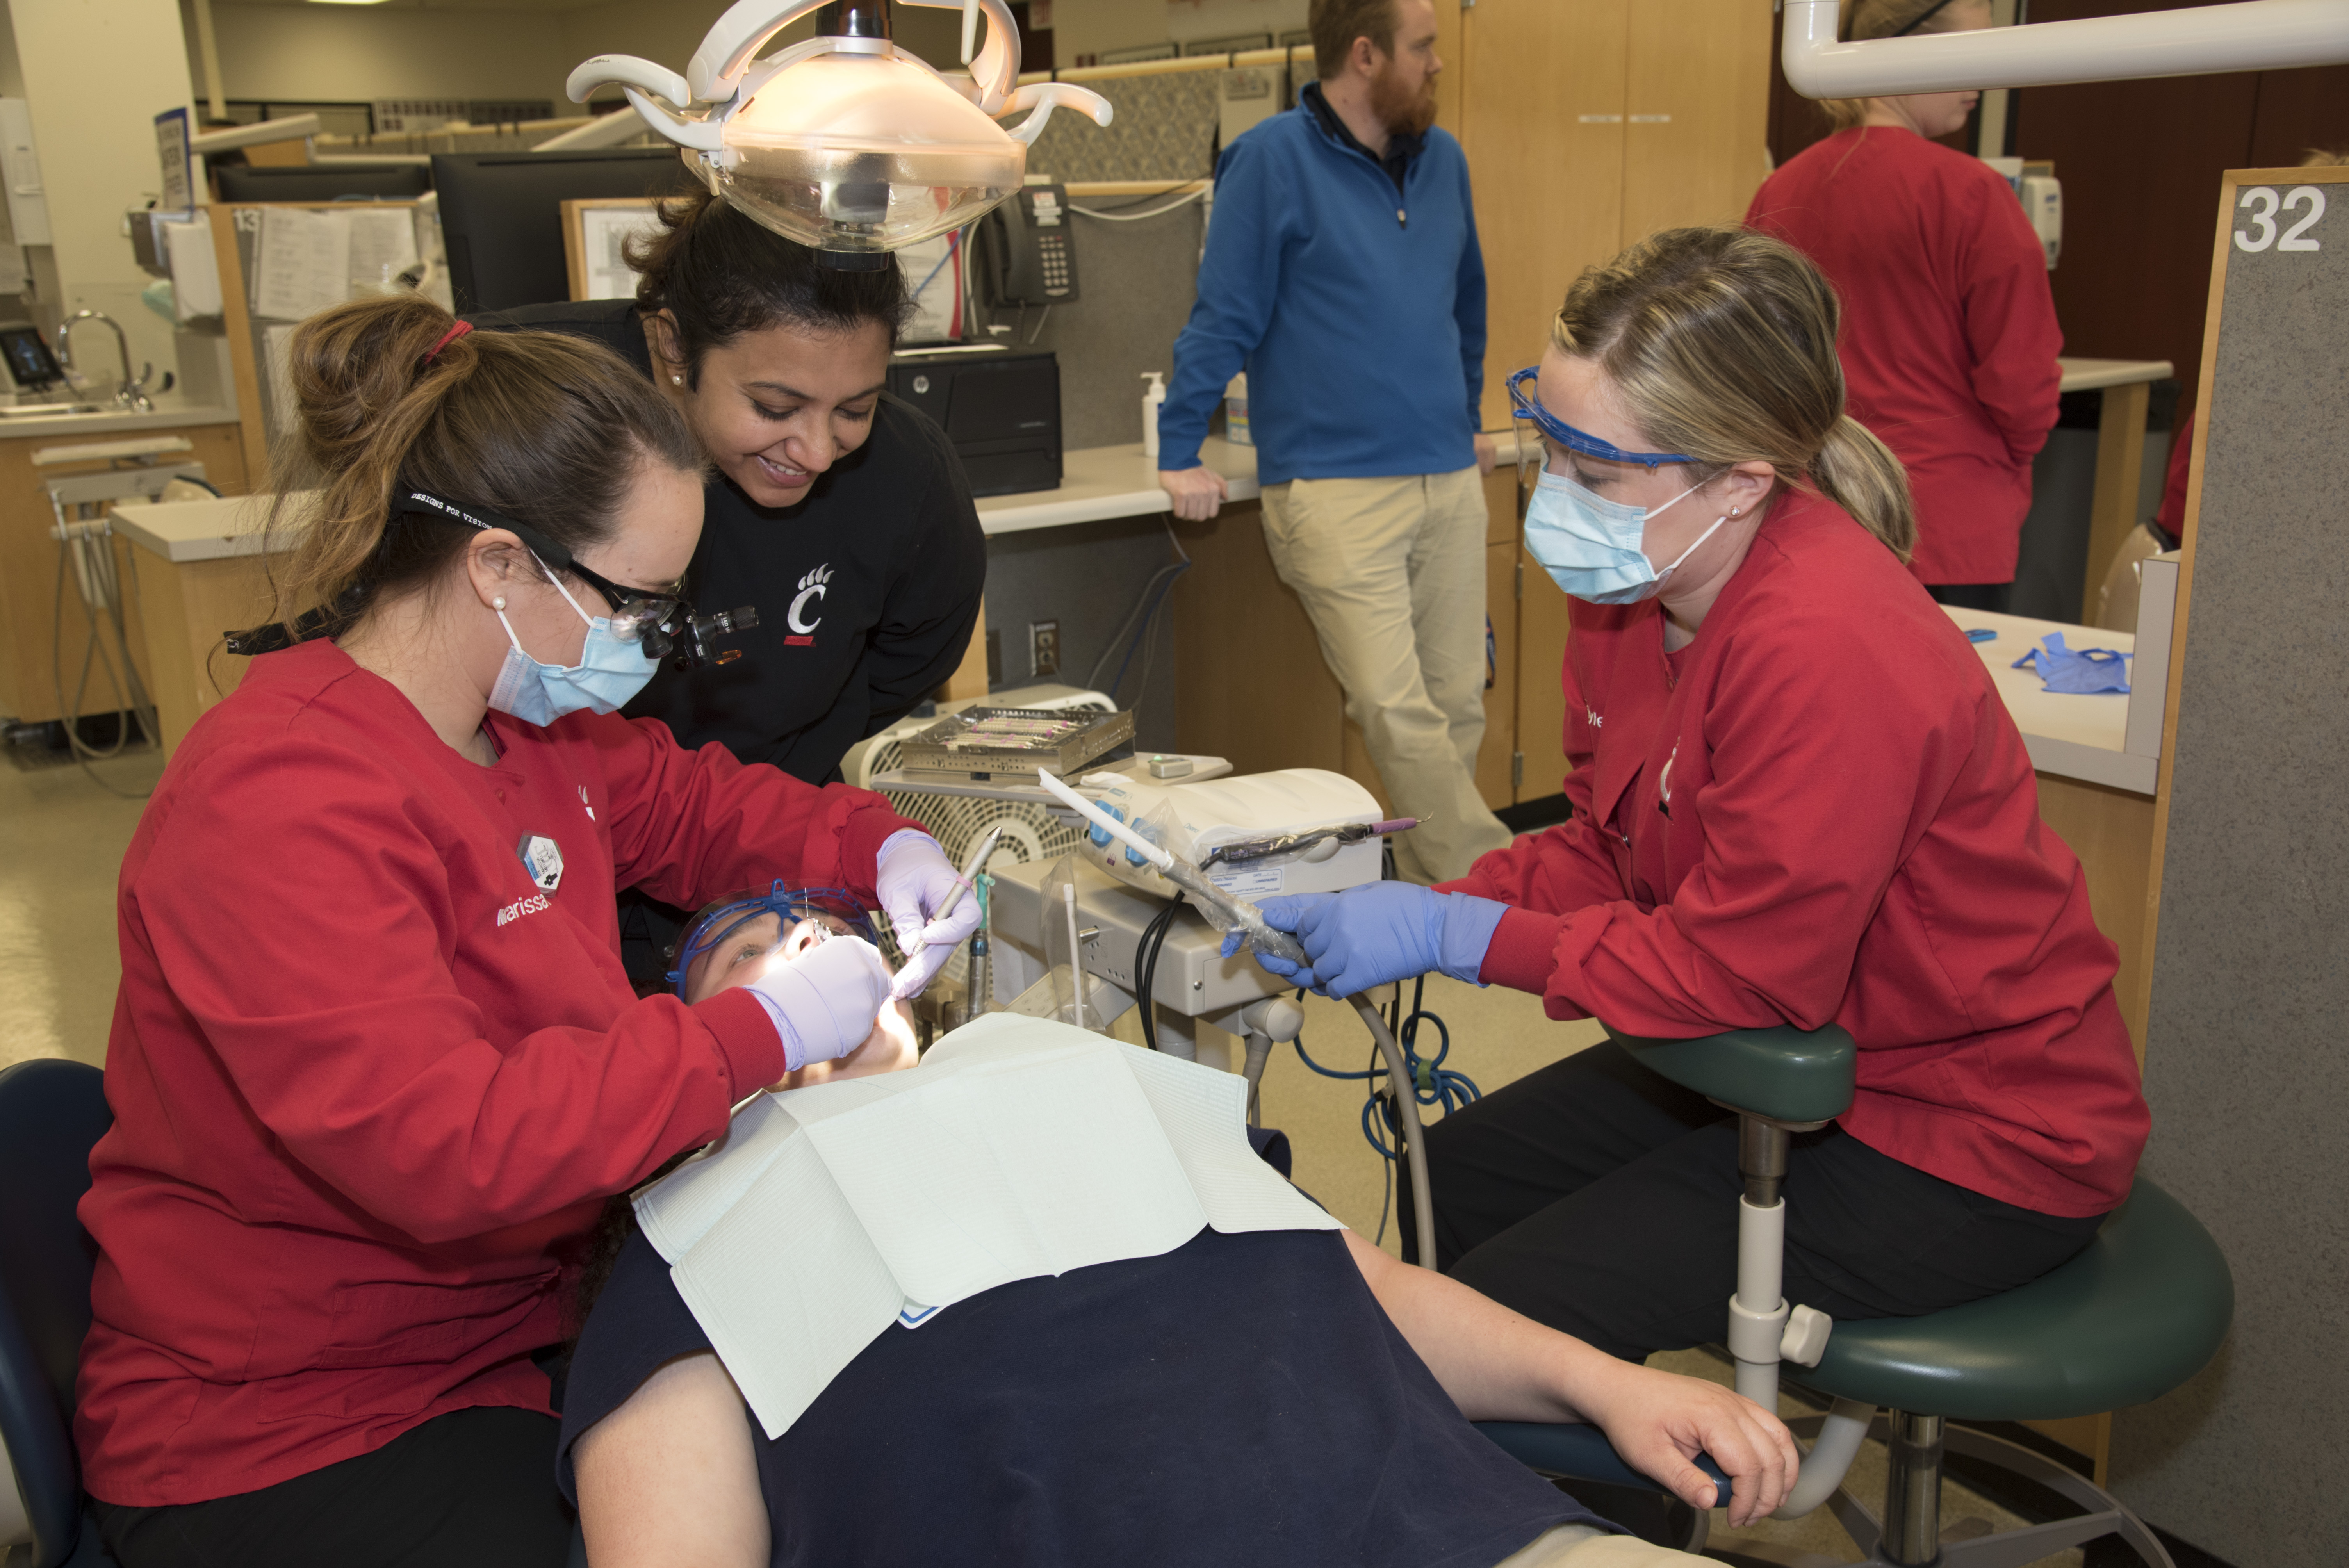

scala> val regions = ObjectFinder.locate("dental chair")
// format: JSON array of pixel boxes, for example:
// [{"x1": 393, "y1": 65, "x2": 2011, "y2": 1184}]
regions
[
  {"x1": 0, "y1": 1058, "x2": 120, "y2": 1568},
  {"x1": 1473, "y1": 1022, "x2": 2233, "y2": 1568}
]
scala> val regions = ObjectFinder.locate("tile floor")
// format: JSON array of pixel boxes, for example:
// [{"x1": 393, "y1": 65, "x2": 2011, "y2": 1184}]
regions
[{"x1": 9, "y1": 752, "x2": 2085, "y2": 1564}]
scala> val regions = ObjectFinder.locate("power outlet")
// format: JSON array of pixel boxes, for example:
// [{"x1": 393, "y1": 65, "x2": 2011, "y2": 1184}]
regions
[{"x1": 1029, "y1": 619, "x2": 1060, "y2": 679}]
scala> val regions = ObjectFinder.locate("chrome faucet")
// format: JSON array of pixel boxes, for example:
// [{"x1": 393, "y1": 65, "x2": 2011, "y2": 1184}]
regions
[{"x1": 57, "y1": 310, "x2": 171, "y2": 413}]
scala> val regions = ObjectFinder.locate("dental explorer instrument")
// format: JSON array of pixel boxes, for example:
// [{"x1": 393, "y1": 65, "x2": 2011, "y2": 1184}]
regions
[{"x1": 891, "y1": 825, "x2": 1003, "y2": 999}]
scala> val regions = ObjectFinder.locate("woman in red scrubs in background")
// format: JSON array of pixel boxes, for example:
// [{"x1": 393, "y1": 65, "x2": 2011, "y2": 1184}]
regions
[
  {"x1": 77, "y1": 294, "x2": 975, "y2": 1568},
  {"x1": 1745, "y1": 0, "x2": 2060, "y2": 613},
  {"x1": 1236, "y1": 226, "x2": 2146, "y2": 1367}
]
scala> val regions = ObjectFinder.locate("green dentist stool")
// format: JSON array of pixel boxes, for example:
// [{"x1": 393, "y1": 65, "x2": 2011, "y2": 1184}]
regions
[{"x1": 1601, "y1": 1022, "x2": 2232, "y2": 1568}]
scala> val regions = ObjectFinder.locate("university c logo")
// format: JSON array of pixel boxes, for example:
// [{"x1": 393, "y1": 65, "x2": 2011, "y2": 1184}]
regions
[{"x1": 786, "y1": 564, "x2": 832, "y2": 646}]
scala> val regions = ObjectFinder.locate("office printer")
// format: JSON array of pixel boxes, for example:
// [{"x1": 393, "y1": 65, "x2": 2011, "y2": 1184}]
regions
[{"x1": 886, "y1": 346, "x2": 1060, "y2": 498}]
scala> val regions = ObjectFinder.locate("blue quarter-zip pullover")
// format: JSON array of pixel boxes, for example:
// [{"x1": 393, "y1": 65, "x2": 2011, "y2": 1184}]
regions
[{"x1": 1159, "y1": 89, "x2": 1487, "y2": 485}]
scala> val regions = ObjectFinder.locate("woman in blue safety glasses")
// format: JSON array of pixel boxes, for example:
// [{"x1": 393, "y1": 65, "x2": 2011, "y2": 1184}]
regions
[
  {"x1": 77, "y1": 292, "x2": 979, "y2": 1568},
  {"x1": 1232, "y1": 226, "x2": 2148, "y2": 1376}
]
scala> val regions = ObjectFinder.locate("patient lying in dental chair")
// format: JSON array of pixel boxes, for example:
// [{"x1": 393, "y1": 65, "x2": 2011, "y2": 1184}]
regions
[{"x1": 561, "y1": 888, "x2": 1799, "y2": 1568}]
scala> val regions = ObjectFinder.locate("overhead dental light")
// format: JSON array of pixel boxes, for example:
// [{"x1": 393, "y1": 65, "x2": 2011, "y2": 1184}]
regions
[{"x1": 567, "y1": 0, "x2": 1111, "y2": 268}]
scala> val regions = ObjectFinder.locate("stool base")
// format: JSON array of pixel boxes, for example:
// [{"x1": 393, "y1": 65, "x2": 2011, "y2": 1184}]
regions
[{"x1": 1702, "y1": 1415, "x2": 2175, "y2": 1568}]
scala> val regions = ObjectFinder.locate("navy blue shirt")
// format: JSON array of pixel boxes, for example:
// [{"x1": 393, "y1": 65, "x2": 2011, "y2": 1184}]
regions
[{"x1": 560, "y1": 1146, "x2": 1600, "y2": 1566}]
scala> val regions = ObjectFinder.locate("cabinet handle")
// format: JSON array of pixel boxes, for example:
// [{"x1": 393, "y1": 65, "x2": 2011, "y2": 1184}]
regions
[
  {"x1": 1577, "y1": 113, "x2": 1624, "y2": 124},
  {"x1": 1629, "y1": 114, "x2": 1673, "y2": 123}
]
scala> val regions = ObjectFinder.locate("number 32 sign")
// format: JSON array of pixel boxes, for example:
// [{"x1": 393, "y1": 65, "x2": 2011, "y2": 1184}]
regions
[{"x1": 2235, "y1": 185, "x2": 2326, "y2": 253}]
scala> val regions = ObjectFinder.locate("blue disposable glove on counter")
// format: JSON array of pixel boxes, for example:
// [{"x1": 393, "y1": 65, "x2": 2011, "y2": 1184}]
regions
[
  {"x1": 875, "y1": 829, "x2": 984, "y2": 999},
  {"x1": 1219, "y1": 882, "x2": 1510, "y2": 998},
  {"x1": 2012, "y1": 633, "x2": 2131, "y2": 694},
  {"x1": 745, "y1": 933, "x2": 895, "y2": 1073}
]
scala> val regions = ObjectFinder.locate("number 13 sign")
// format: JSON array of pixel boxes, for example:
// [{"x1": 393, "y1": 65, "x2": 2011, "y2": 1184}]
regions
[{"x1": 2235, "y1": 185, "x2": 2326, "y2": 253}]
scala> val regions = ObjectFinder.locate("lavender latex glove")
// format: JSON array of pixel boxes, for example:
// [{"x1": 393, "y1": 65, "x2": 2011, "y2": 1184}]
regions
[
  {"x1": 875, "y1": 829, "x2": 983, "y2": 1000},
  {"x1": 744, "y1": 933, "x2": 894, "y2": 1073},
  {"x1": 1219, "y1": 882, "x2": 1509, "y2": 998}
]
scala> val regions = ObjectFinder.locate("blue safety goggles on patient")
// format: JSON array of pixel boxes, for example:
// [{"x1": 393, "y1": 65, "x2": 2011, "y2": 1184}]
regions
[{"x1": 669, "y1": 883, "x2": 878, "y2": 1000}]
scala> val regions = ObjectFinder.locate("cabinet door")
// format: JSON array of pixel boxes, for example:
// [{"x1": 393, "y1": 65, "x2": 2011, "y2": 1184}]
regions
[
  {"x1": 1619, "y1": 0, "x2": 1773, "y2": 244},
  {"x1": 1459, "y1": 0, "x2": 1632, "y2": 432},
  {"x1": 1477, "y1": 535, "x2": 1519, "y2": 810}
]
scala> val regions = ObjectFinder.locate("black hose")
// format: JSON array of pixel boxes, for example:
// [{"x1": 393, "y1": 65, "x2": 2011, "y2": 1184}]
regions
[{"x1": 1135, "y1": 891, "x2": 1187, "y2": 1051}]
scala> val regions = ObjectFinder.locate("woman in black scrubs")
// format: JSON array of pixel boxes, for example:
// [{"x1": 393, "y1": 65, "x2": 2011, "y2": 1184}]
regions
[{"x1": 479, "y1": 190, "x2": 988, "y2": 982}]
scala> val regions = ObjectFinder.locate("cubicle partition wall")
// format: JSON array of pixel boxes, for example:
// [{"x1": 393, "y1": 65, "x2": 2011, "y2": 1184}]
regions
[{"x1": 2110, "y1": 165, "x2": 2349, "y2": 1568}]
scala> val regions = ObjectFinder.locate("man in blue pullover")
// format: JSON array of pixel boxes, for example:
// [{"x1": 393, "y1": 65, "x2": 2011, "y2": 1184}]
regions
[{"x1": 1157, "y1": 0, "x2": 1510, "y2": 884}]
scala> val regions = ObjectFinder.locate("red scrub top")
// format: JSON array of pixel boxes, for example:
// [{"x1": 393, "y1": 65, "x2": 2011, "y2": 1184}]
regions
[
  {"x1": 1747, "y1": 127, "x2": 2062, "y2": 587},
  {"x1": 77, "y1": 638, "x2": 920, "y2": 1507},
  {"x1": 1449, "y1": 490, "x2": 2146, "y2": 1219}
]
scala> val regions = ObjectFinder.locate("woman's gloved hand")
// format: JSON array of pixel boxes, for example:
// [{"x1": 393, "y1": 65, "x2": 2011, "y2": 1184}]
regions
[
  {"x1": 1220, "y1": 882, "x2": 1510, "y2": 998},
  {"x1": 875, "y1": 830, "x2": 984, "y2": 1000},
  {"x1": 745, "y1": 933, "x2": 894, "y2": 1074}
]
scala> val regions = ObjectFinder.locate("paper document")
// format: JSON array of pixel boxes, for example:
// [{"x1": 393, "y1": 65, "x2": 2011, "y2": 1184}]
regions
[
  {"x1": 634, "y1": 1015, "x2": 1340, "y2": 1439},
  {"x1": 253, "y1": 207, "x2": 351, "y2": 321},
  {"x1": 347, "y1": 210, "x2": 420, "y2": 291},
  {"x1": 577, "y1": 205, "x2": 665, "y2": 301}
]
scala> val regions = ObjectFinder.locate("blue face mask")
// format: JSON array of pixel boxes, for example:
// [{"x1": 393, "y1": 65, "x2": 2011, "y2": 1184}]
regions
[
  {"x1": 488, "y1": 569, "x2": 661, "y2": 727},
  {"x1": 1522, "y1": 466, "x2": 1727, "y2": 606}
]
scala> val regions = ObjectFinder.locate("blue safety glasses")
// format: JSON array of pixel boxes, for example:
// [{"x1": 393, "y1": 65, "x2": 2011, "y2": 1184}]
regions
[
  {"x1": 1506, "y1": 367, "x2": 1696, "y2": 470},
  {"x1": 668, "y1": 882, "x2": 877, "y2": 999}
]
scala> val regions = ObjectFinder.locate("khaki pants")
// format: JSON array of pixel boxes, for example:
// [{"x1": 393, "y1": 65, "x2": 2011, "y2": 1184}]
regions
[
  {"x1": 1260, "y1": 468, "x2": 1512, "y2": 885},
  {"x1": 1492, "y1": 1524, "x2": 1708, "y2": 1566}
]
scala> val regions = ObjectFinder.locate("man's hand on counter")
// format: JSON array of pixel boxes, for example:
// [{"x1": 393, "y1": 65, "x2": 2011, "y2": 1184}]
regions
[
  {"x1": 1474, "y1": 433, "x2": 1497, "y2": 478},
  {"x1": 1160, "y1": 465, "x2": 1228, "y2": 522}
]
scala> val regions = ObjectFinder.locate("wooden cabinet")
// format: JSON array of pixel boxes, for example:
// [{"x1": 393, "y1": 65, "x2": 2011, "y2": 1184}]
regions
[
  {"x1": 0, "y1": 421, "x2": 251, "y2": 729},
  {"x1": 1446, "y1": 0, "x2": 1772, "y2": 800}
]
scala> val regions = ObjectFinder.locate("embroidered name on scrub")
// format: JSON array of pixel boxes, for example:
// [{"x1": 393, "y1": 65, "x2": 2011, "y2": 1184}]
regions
[
  {"x1": 496, "y1": 893, "x2": 551, "y2": 927},
  {"x1": 518, "y1": 834, "x2": 564, "y2": 893}
]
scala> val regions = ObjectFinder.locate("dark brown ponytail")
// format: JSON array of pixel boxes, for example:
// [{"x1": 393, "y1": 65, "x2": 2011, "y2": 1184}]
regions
[{"x1": 249, "y1": 292, "x2": 702, "y2": 646}]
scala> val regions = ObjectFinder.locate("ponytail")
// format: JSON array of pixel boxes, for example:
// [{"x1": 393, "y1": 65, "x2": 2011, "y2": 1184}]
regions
[
  {"x1": 1810, "y1": 415, "x2": 1916, "y2": 561},
  {"x1": 240, "y1": 292, "x2": 700, "y2": 650}
]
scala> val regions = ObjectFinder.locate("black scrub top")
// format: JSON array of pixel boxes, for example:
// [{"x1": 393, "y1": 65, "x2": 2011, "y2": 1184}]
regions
[
  {"x1": 473, "y1": 299, "x2": 987, "y2": 784},
  {"x1": 558, "y1": 1128, "x2": 1604, "y2": 1568}
]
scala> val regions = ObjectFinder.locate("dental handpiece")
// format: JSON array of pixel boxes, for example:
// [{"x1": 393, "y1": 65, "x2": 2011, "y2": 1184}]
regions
[
  {"x1": 890, "y1": 825, "x2": 1004, "y2": 995},
  {"x1": 1033, "y1": 769, "x2": 1308, "y2": 968}
]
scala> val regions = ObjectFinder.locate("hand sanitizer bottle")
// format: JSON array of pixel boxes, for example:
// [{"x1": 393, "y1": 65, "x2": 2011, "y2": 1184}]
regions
[{"x1": 1141, "y1": 371, "x2": 1167, "y2": 458}]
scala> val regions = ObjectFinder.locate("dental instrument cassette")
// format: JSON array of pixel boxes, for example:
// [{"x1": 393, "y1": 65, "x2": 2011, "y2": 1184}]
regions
[{"x1": 898, "y1": 706, "x2": 1135, "y2": 782}]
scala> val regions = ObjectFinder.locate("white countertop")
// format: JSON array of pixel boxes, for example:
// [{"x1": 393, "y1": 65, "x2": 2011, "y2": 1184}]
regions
[
  {"x1": 0, "y1": 398, "x2": 239, "y2": 441},
  {"x1": 1945, "y1": 607, "x2": 2155, "y2": 795},
  {"x1": 2055, "y1": 356, "x2": 2173, "y2": 393},
  {"x1": 112, "y1": 491, "x2": 294, "y2": 564},
  {"x1": 976, "y1": 438, "x2": 1262, "y2": 536}
]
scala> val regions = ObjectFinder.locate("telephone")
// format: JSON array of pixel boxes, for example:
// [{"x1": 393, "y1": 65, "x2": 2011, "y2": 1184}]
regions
[{"x1": 979, "y1": 183, "x2": 1079, "y2": 307}]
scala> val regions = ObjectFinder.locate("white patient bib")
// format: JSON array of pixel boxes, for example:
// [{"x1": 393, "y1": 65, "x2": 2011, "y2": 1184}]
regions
[{"x1": 632, "y1": 1014, "x2": 1344, "y2": 1438}]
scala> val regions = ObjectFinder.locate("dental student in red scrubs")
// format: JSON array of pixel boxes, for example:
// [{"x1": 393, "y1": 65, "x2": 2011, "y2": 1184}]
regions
[
  {"x1": 1235, "y1": 226, "x2": 2146, "y2": 1365},
  {"x1": 78, "y1": 293, "x2": 977, "y2": 1568}
]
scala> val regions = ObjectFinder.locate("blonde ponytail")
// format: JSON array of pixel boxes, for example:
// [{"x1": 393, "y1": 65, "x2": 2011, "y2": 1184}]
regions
[
  {"x1": 1810, "y1": 415, "x2": 1916, "y2": 561},
  {"x1": 1551, "y1": 225, "x2": 1914, "y2": 560},
  {"x1": 242, "y1": 293, "x2": 700, "y2": 650}
]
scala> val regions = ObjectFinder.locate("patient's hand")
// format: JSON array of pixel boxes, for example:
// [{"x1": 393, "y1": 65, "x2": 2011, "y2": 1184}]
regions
[
  {"x1": 771, "y1": 1000, "x2": 918, "y2": 1090},
  {"x1": 1570, "y1": 1358, "x2": 1800, "y2": 1528}
]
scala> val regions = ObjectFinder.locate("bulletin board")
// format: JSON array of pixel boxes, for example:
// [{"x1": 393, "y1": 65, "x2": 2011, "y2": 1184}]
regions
[
  {"x1": 217, "y1": 201, "x2": 449, "y2": 452},
  {"x1": 2115, "y1": 164, "x2": 2349, "y2": 1566}
]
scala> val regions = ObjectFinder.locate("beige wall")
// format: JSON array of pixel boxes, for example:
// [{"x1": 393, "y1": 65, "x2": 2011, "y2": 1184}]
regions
[
  {"x1": 4, "y1": 0, "x2": 194, "y2": 383},
  {"x1": 205, "y1": 4, "x2": 580, "y2": 107}
]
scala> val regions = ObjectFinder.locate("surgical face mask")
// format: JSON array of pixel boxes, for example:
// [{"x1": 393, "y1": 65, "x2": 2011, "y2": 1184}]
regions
[
  {"x1": 487, "y1": 568, "x2": 661, "y2": 727},
  {"x1": 1522, "y1": 466, "x2": 1728, "y2": 606}
]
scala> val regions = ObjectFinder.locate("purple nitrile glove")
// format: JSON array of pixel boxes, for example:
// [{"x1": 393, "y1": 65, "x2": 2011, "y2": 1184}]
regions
[
  {"x1": 1220, "y1": 883, "x2": 1510, "y2": 998},
  {"x1": 875, "y1": 829, "x2": 983, "y2": 1000},
  {"x1": 745, "y1": 932, "x2": 894, "y2": 1072}
]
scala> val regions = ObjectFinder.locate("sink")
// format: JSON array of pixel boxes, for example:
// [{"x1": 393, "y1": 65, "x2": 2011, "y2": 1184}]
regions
[{"x1": 0, "y1": 404, "x2": 104, "y2": 418}]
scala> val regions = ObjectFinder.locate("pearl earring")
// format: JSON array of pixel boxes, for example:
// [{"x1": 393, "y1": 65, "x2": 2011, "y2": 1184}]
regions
[
  {"x1": 671, "y1": 374, "x2": 683, "y2": 386},
  {"x1": 493, "y1": 596, "x2": 506, "y2": 611}
]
